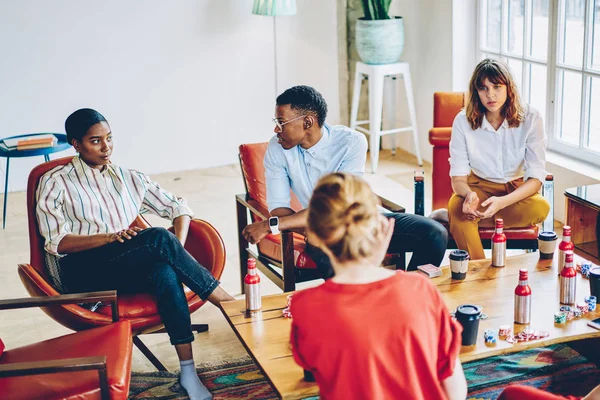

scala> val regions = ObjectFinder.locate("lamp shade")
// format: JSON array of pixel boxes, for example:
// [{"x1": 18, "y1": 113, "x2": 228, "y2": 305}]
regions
[{"x1": 252, "y1": 0, "x2": 296, "y2": 16}]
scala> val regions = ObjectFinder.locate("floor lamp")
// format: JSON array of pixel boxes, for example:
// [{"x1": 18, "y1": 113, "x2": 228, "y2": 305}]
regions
[{"x1": 252, "y1": 0, "x2": 297, "y2": 97}]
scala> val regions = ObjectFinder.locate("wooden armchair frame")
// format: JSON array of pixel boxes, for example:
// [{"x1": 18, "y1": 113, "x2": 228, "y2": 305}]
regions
[
  {"x1": 0, "y1": 291, "x2": 120, "y2": 400},
  {"x1": 236, "y1": 192, "x2": 406, "y2": 292}
]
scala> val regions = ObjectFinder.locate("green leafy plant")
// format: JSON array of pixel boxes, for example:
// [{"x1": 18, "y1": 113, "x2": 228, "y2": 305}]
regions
[{"x1": 361, "y1": 0, "x2": 392, "y2": 20}]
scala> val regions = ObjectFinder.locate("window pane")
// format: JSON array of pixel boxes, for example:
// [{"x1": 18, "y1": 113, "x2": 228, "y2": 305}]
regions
[
  {"x1": 507, "y1": 0, "x2": 525, "y2": 55},
  {"x1": 592, "y1": 0, "x2": 600, "y2": 70},
  {"x1": 508, "y1": 58, "x2": 523, "y2": 93},
  {"x1": 559, "y1": 0, "x2": 585, "y2": 67},
  {"x1": 529, "y1": 0, "x2": 550, "y2": 60},
  {"x1": 528, "y1": 63, "x2": 547, "y2": 124},
  {"x1": 587, "y1": 77, "x2": 600, "y2": 151},
  {"x1": 557, "y1": 70, "x2": 582, "y2": 145},
  {"x1": 483, "y1": 0, "x2": 502, "y2": 51}
]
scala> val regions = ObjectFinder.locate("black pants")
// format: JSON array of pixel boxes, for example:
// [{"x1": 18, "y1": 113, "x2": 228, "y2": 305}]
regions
[
  {"x1": 306, "y1": 212, "x2": 448, "y2": 279},
  {"x1": 58, "y1": 227, "x2": 220, "y2": 345}
]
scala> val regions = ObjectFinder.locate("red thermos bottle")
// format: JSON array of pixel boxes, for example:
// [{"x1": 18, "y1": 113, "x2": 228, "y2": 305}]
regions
[
  {"x1": 244, "y1": 258, "x2": 261, "y2": 311},
  {"x1": 560, "y1": 251, "x2": 577, "y2": 305},
  {"x1": 492, "y1": 219, "x2": 507, "y2": 267},
  {"x1": 514, "y1": 269, "x2": 532, "y2": 324},
  {"x1": 558, "y1": 226, "x2": 574, "y2": 275}
]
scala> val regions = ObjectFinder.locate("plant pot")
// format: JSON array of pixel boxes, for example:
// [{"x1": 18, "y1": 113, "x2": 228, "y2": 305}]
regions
[{"x1": 356, "y1": 16, "x2": 404, "y2": 65}]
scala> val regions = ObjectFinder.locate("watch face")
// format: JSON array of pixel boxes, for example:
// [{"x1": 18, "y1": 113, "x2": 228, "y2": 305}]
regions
[{"x1": 269, "y1": 218, "x2": 278, "y2": 226}]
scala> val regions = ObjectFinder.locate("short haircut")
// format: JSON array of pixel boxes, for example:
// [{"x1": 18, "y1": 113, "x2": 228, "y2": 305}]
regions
[
  {"x1": 65, "y1": 108, "x2": 107, "y2": 145},
  {"x1": 276, "y1": 85, "x2": 328, "y2": 127}
]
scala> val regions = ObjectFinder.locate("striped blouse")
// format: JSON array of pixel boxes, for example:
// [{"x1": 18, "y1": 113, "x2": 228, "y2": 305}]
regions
[{"x1": 36, "y1": 156, "x2": 194, "y2": 257}]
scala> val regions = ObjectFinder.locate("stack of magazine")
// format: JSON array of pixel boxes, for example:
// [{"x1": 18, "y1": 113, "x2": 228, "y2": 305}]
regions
[{"x1": 0, "y1": 134, "x2": 58, "y2": 151}]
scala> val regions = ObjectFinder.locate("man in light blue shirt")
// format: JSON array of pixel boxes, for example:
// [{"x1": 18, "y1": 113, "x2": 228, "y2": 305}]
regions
[{"x1": 242, "y1": 86, "x2": 447, "y2": 276}]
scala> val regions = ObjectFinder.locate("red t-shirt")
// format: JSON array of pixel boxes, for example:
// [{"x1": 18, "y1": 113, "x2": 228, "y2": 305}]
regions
[{"x1": 290, "y1": 271, "x2": 463, "y2": 400}]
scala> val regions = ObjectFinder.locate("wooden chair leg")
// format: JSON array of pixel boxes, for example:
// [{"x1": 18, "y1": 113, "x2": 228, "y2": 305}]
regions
[
  {"x1": 133, "y1": 336, "x2": 167, "y2": 372},
  {"x1": 237, "y1": 199, "x2": 249, "y2": 294},
  {"x1": 281, "y1": 231, "x2": 296, "y2": 292}
]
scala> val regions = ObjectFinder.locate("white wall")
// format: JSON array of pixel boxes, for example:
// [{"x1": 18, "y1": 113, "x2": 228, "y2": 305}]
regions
[
  {"x1": 0, "y1": 0, "x2": 340, "y2": 194},
  {"x1": 382, "y1": 0, "x2": 454, "y2": 163}
]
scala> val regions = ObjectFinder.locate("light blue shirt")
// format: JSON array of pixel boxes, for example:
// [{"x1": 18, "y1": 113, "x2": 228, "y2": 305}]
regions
[{"x1": 264, "y1": 123, "x2": 368, "y2": 211}]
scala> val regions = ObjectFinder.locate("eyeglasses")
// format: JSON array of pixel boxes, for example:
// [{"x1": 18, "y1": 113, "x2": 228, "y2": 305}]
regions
[{"x1": 272, "y1": 115, "x2": 306, "y2": 130}]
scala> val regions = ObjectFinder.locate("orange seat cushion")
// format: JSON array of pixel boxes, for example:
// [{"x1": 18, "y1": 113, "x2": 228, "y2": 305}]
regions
[
  {"x1": 96, "y1": 287, "x2": 198, "y2": 319},
  {"x1": 0, "y1": 321, "x2": 133, "y2": 400},
  {"x1": 258, "y1": 233, "x2": 317, "y2": 269}
]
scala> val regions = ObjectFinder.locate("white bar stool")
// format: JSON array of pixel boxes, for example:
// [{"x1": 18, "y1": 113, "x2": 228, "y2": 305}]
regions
[{"x1": 350, "y1": 61, "x2": 423, "y2": 172}]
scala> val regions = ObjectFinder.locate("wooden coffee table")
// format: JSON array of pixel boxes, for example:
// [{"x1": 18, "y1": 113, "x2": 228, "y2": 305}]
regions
[{"x1": 219, "y1": 252, "x2": 600, "y2": 399}]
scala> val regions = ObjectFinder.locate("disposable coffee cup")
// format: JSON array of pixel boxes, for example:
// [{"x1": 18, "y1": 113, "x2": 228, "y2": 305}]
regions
[
  {"x1": 455, "y1": 304, "x2": 482, "y2": 346},
  {"x1": 538, "y1": 231, "x2": 558, "y2": 259},
  {"x1": 589, "y1": 266, "x2": 600, "y2": 298},
  {"x1": 450, "y1": 250, "x2": 469, "y2": 280}
]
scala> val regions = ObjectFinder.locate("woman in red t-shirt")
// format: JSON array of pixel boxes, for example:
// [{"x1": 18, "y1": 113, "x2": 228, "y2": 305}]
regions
[{"x1": 290, "y1": 172, "x2": 468, "y2": 400}]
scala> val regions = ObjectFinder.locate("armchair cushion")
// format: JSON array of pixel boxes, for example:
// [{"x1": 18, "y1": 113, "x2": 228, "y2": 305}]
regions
[
  {"x1": 259, "y1": 233, "x2": 317, "y2": 270},
  {"x1": 0, "y1": 320, "x2": 132, "y2": 400}
]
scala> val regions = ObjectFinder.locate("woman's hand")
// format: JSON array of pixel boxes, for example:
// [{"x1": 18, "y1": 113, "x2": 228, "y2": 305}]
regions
[
  {"x1": 109, "y1": 227, "x2": 143, "y2": 243},
  {"x1": 367, "y1": 216, "x2": 395, "y2": 267},
  {"x1": 462, "y1": 192, "x2": 480, "y2": 220},
  {"x1": 477, "y1": 196, "x2": 506, "y2": 219}
]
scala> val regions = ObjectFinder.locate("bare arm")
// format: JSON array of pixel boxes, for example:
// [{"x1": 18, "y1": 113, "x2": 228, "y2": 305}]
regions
[
  {"x1": 272, "y1": 208, "x2": 308, "y2": 232},
  {"x1": 451, "y1": 176, "x2": 472, "y2": 198},
  {"x1": 500, "y1": 178, "x2": 541, "y2": 208},
  {"x1": 57, "y1": 227, "x2": 143, "y2": 254},
  {"x1": 57, "y1": 233, "x2": 115, "y2": 254},
  {"x1": 172, "y1": 215, "x2": 191, "y2": 245},
  {"x1": 441, "y1": 358, "x2": 467, "y2": 400}
]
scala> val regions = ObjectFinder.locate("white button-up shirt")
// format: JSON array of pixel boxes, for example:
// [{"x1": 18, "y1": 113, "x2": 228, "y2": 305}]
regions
[
  {"x1": 449, "y1": 105, "x2": 547, "y2": 184},
  {"x1": 264, "y1": 124, "x2": 368, "y2": 211}
]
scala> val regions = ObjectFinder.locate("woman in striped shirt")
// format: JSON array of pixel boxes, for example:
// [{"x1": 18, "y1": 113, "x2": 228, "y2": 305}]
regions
[{"x1": 36, "y1": 108, "x2": 232, "y2": 400}]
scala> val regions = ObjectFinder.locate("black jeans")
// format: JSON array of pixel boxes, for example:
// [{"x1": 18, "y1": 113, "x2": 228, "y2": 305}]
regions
[
  {"x1": 307, "y1": 212, "x2": 448, "y2": 279},
  {"x1": 58, "y1": 227, "x2": 220, "y2": 345}
]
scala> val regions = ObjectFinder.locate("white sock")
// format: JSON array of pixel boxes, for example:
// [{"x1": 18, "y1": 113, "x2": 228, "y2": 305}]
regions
[{"x1": 179, "y1": 359, "x2": 213, "y2": 400}]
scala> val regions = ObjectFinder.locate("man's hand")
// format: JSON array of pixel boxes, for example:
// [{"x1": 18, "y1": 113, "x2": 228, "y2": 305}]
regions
[
  {"x1": 462, "y1": 192, "x2": 480, "y2": 221},
  {"x1": 109, "y1": 227, "x2": 143, "y2": 243},
  {"x1": 242, "y1": 220, "x2": 271, "y2": 244},
  {"x1": 477, "y1": 196, "x2": 506, "y2": 220},
  {"x1": 366, "y1": 216, "x2": 395, "y2": 267}
]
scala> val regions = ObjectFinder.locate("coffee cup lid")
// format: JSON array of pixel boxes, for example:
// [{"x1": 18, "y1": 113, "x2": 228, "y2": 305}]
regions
[
  {"x1": 589, "y1": 266, "x2": 600, "y2": 277},
  {"x1": 456, "y1": 304, "x2": 481, "y2": 316},
  {"x1": 538, "y1": 231, "x2": 558, "y2": 241},
  {"x1": 449, "y1": 249, "x2": 469, "y2": 261}
]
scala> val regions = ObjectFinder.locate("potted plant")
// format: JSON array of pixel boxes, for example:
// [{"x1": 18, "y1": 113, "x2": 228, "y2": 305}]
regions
[{"x1": 356, "y1": 0, "x2": 404, "y2": 65}]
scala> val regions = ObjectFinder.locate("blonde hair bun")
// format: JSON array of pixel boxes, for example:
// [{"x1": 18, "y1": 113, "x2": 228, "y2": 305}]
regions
[{"x1": 308, "y1": 173, "x2": 381, "y2": 262}]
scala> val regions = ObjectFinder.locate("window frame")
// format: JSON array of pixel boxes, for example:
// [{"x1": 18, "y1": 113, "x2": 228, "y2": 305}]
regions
[{"x1": 477, "y1": 0, "x2": 600, "y2": 167}]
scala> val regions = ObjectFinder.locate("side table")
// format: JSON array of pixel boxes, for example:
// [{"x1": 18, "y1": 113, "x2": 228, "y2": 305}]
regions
[
  {"x1": 565, "y1": 184, "x2": 600, "y2": 263},
  {"x1": 0, "y1": 133, "x2": 71, "y2": 229}
]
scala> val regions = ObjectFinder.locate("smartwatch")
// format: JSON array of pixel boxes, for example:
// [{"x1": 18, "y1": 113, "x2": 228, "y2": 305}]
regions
[{"x1": 269, "y1": 216, "x2": 280, "y2": 235}]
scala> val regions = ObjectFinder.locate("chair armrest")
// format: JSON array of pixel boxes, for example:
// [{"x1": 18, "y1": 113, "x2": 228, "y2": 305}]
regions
[
  {"x1": 376, "y1": 195, "x2": 405, "y2": 213},
  {"x1": 0, "y1": 356, "x2": 110, "y2": 400},
  {"x1": 542, "y1": 174, "x2": 554, "y2": 232},
  {"x1": 429, "y1": 127, "x2": 452, "y2": 147},
  {"x1": 0, "y1": 289, "x2": 119, "y2": 322},
  {"x1": 235, "y1": 194, "x2": 269, "y2": 220}
]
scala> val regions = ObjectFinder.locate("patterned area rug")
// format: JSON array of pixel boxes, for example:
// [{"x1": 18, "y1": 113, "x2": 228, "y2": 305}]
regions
[
  {"x1": 129, "y1": 344, "x2": 600, "y2": 399},
  {"x1": 129, "y1": 357, "x2": 278, "y2": 400},
  {"x1": 466, "y1": 343, "x2": 600, "y2": 399}
]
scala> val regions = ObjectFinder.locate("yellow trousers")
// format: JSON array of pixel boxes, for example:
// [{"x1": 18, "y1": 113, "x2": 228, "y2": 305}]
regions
[{"x1": 448, "y1": 173, "x2": 550, "y2": 260}]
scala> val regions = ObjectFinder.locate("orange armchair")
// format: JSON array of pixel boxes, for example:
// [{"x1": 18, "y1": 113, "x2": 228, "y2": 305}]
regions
[
  {"x1": 0, "y1": 291, "x2": 132, "y2": 400},
  {"x1": 18, "y1": 156, "x2": 226, "y2": 371},
  {"x1": 236, "y1": 143, "x2": 406, "y2": 292},
  {"x1": 414, "y1": 92, "x2": 555, "y2": 250}
]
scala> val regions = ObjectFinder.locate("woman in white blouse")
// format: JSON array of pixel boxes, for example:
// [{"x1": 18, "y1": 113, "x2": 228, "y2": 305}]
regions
[
  {"x1": 36, "y1": 108, "x2": 232, "y2": 400},
  {"x1": 448, "y1": 59, "x2": 550, "y2": 260}
]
